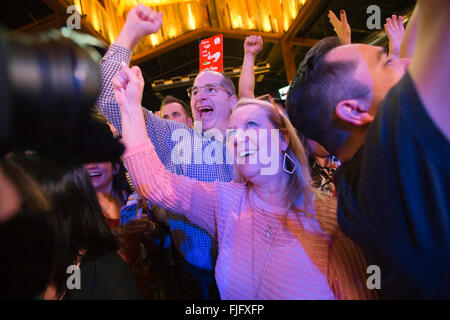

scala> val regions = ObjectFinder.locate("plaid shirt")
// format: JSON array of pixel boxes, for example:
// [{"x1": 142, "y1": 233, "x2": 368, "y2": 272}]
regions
[{"x1": 97, "y1": 44, "x2": 233, "y2": 271}]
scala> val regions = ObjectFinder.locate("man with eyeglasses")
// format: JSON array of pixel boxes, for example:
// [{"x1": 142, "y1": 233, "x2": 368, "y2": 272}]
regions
[{"x1": 96, "y1": 4, "x2": 235, "y2": 299}]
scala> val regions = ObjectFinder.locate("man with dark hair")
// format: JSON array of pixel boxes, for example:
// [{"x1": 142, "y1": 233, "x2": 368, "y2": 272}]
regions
[
  {"x1": 287, "y1": 2, "x2": 450, "y2": 299},
  {"x1": 287, "y1": 36, "x2": 409, "y2": 160},
  {"x1": 160, "y1": 95, "x2": 193, "y2": 126}
]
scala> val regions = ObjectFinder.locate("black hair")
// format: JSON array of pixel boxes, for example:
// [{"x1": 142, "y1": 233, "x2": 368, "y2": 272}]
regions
[
  {"x1": 286, "y1": 37, "x2": 370, "y2": 155},
  {"x1": 9, "y1": 154, "x2": 118, "y2": 298},
  {"x1": 0, "y1": 159, "x2": 55, "y2": 299},
  {"x1": 89, "y1": 111, "x2": 131, "y2": 205}
]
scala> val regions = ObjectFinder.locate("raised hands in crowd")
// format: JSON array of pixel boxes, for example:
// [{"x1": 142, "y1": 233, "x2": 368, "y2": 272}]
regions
[
  {"x1": 384, "y1": 14, "x2": 405, "y2": 60},
  {"x1": 239, "y1": 35, "x2": 263, "y2": 99},
  {"x1": 115, "y1": 4, "x2": 163, "y2": 50},
  {"x1": 328, "y1": 9, "x2": 406, "y2": 62},
  {"x1": 328, "y1": 9, "x2": 351, "y2": 45}
]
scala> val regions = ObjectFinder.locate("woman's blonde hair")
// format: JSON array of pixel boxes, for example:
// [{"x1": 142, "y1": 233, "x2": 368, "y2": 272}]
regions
[{"x1": 232, "y1": 98, "x2": 313, "y2": 214}]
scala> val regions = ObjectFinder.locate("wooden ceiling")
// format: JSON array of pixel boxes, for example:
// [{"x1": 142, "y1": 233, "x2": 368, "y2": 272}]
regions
[{"x1": 1, "y1": 0, "x2": 415, "y2": 111}]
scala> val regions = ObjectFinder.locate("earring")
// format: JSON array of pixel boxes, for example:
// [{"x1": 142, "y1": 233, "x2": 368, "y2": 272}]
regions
[{"x1": 283, "y1": 151, "x2": 297, "y2": 175}]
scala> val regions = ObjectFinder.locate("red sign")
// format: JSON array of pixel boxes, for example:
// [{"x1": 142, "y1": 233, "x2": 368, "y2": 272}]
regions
[{"x1": 199, "y1": 34, "x2": 223, "y2": 72}]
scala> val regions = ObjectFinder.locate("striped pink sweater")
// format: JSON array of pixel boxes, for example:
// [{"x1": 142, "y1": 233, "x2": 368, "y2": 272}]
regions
[{"x1": 123, "y1": 141, "x2": 377, "y2": 300}]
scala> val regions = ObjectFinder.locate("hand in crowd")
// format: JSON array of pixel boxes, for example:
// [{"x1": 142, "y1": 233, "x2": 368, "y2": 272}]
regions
[
  {"x1": 385, "y1": 14, "x2": 404, "y2": 60},
  {"x1": 113, "y1": 63, "x2": 145, "y2": 111},
  {"x1": 244, "y1": 35, "x2": 263, "y2": 56},
  {"x1": 115, "y1": 4, "x2": 163, "y2": 50},
  {"x1": 328, "y1": 9, "x2": 351, "y2": 45}
]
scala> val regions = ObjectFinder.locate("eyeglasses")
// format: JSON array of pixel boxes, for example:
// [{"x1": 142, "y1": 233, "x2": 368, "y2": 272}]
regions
[
  {"x1": 257, "y1": 94, "x2": 285, "y2": 119},
  {"x1": 187, "y1": 83, "x2": 233, "y2": 99},
  {"x1": 256, "y1": 94, "x2": 276, "y2": 105}
]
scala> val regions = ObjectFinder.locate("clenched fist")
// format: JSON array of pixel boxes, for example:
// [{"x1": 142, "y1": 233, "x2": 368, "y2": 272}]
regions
[
  {"x1": 115, "y1": 4, "x2": 163, "y2": 50},
  {"x1": 113, "y1": 63, "x2": 145, "y2": 111},
  {"x1": 244, "y1": 35, "x2": 263, "y2": 56}
]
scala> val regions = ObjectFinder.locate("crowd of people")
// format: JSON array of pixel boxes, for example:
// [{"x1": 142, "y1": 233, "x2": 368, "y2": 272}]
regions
[{"x1": 0, "y1": 0, "x2": 449, "y2": 300}]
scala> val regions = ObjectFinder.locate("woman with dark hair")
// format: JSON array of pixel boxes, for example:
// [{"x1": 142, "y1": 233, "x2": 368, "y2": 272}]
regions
[
  {"x1": 10, "y1": 154, "x2": 140, "y2": 299},
  {"x1": 84, "y1": 114, "x2": 174, "y2": 300}
]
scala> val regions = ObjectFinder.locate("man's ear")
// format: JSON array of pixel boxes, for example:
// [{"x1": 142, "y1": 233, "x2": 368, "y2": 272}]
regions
[
  {"x1": 229, "y1": 95, "x2": 238, "y2": 110},
  {"x1": 187, "y1": 117, "x2": 193, "y2": 127},
  {"x1": 335, "y1": 99, "x2": 374, "y2": 126}
]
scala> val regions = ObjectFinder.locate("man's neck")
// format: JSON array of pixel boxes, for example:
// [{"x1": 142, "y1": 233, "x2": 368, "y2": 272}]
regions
[{"x1": 336, "y1": 129, "x2": 368, "y2": 163}]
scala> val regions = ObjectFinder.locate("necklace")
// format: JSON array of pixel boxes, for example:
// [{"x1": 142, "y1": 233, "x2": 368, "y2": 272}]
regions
[
  {"x1": 260, "y1": 209, "x2": 277, "y2": 239},
  {"x1": 251, "y1": 207, "x2": 282, "y2": 299}
]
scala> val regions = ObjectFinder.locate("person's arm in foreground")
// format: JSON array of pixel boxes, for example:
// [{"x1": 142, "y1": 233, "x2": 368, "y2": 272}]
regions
[
  {"x1": 238, "y1": 35, "x2": 263, "y2": 99},
  {"x1": 399, "y1": 5, "x2": 418, "y2": 59},
  {"x1": 409, "y1": 0, "x2": 450, "y2": 141},
  {"x1": 113, "y1": 64, "x2": 219, "y2": 236}
]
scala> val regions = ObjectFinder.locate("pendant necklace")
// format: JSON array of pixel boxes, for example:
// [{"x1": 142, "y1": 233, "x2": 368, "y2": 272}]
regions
[{"x1": 251, "y1": 207, "x2": 282, "y2": 299}]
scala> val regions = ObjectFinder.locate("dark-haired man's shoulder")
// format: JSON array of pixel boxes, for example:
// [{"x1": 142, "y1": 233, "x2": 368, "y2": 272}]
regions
[{"x1": 335, "y1": 72, "x2": 450, "y2": 299}]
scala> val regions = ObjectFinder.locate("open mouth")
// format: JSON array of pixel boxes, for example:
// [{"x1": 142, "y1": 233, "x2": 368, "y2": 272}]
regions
[
  {"x1": 239, "y1": 150, "x2": 257, "y2": 158},
  {"x1": 198, "y1": 105, "x2": 214, "y2": 119},
  {"x1": 88, "y1": 172, "x2": 102, "y2": 179}
]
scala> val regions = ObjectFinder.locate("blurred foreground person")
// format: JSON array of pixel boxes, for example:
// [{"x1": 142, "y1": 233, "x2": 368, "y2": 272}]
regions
[
  {"x1": 11, "y1": 154, "x2": 140, "y2": 299},
  {"x1": 0, "y1": 159, "x2": 55, "y2": 299}
]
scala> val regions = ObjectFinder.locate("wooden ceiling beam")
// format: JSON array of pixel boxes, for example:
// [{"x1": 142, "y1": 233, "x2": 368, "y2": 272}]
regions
[
  {"x1": 42, "y1": 0, "x2": 68, "y2": 15},
  {"x1": 283, "y1": 0, "x2": 323, "y2": 42},
  {"x1": 131, "y1": 28, "x2": 282, "y2": 65},
  {"x1": 132, "y1": 29, "x2": 207, "y2": 65},
  {"x1": 42, "y1": 0, "x2": 109, "y2": 45},
  {"x1": 280, "y1": 39, "x2": 296, "y2": 83},
  {"x1": 206, "y1": 28, "x2": 282, "y2": 43},
  {"x1": 290, "y1": 37, "x2": 319, "y2": 47},
  {"x1": 11, "y1": 15, "x2": 67, "y2": 34},
  {"x1": 280, "y1": 0, "x2": 325, "y2": 82}
]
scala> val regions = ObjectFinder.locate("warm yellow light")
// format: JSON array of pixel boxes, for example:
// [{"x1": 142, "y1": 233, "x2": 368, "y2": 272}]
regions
[
  {"x1": 248, "y1": 18, "x2": 256, "y2": 30},
  {"x1": 140, "y1": 0, "x2": 200, "y2": 5},
  {"x1": 262, "y1": 17, "x2": 272, "y2": 32},
  {"x1": 291, "y1": 0, "x2": 297, "y2": 19},
  {"x1": 237, "y1": 15, "x2": 243, "y2": 29},
  {"x1": 91, "y1": 9, "x2": 100, "y2": 32},
  {"x1": 187, "y1": 4, "x2": 196, "y2": 30},
  {"x1": 230, "y1": 11, "x2": 239, "y2": 29},
  {"x1": 73, "y1": 0, "x2": 82, "y2": 14},
  {"x1": 284, "y1": 16, "x2": 290, "y2": 31},
  {"x1": 151, "y1": 34, "x2": 159, "y2": 46},
  {"x1": 167, "y1": 26, "x2": 177, "y2": 38}
]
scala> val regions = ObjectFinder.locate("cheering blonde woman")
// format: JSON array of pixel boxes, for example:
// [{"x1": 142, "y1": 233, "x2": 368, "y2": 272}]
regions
[{"x1": 113, "y1": 63, "x2": 376, "y2": 300}]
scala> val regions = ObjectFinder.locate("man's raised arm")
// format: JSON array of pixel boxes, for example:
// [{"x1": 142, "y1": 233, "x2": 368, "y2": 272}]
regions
[
  {"x1": 97, "y1": 5, "x2": 162, "y2": 134},
  {"x1": 238, "y1": 35, "x2": 263, "y2": 99}
]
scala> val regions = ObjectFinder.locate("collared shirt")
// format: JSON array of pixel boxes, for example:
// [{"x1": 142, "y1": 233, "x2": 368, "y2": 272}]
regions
[{"x1": 97, "y1": 44, "x2": 233, "y2": 270}]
